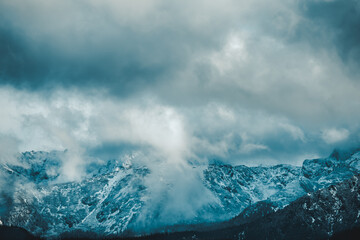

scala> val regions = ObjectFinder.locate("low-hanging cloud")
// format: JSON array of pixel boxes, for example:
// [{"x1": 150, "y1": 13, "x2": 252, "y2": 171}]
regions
[
  {"x1": 322, "y1": 128, "x2": 350, "y2": 145},
  {"x1": 0, "y1": 84, "x2": 349, "y2": 170}
]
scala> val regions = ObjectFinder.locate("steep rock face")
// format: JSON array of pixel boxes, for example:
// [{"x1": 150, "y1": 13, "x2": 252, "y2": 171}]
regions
[
  {"x1": 1, "y1": 149, "x2": 360, "y2": 237},
  {"x1": 203, "y1": 163, "x2": 303, "y2": 217},
  {"x1": 300, "y1": 150, "x2": 360, "y2": 192}
]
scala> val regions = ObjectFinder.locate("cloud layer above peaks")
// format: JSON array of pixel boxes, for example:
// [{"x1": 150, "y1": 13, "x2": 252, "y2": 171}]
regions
[{"x1": 0, "y1": 0, "x2": 360, "y2": 168}]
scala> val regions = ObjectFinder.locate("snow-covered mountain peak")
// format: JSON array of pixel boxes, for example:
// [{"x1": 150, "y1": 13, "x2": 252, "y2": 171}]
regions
[{"x1": 1, "y1": 148, "x2": 360, "y2": 237}]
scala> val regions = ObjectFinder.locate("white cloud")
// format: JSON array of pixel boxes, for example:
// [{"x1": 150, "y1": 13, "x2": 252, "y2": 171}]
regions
[
  {"x1": 279, "y1": 122, "x2": 306, "y2": 142},
  {"x1": 322, "y1": 128, "x2": 350, "y2": 144},
  {"x1": 96, "y1": 103, "x2": 189, "y2": 165},
  {"x1": 239, "y1": 143, "x2": 269, "y2": 154}
]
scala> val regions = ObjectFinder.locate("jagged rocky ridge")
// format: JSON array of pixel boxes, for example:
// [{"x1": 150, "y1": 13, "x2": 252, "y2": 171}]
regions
[{"x1": 0, "y1": 149, "x2": 360, "y2": 238}]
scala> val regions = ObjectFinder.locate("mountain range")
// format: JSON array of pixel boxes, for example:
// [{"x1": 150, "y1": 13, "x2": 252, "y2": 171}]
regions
[{"x1": 1, "y1": 148, "x2": 360, "y2": 239}]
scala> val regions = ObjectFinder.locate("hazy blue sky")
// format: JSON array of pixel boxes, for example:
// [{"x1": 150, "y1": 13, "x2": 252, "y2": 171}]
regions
[{"x1": 0, "y1": 0, "x2": 360, "y2": 177}]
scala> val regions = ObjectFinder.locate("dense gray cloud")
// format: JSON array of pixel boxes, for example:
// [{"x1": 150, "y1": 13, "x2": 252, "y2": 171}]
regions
[
  {"x1": 0, "y1": 0, "x2": 240, "y2": 93},
  {"x1": 297, "y1": 0, "x2": 360, "y2": 67}
]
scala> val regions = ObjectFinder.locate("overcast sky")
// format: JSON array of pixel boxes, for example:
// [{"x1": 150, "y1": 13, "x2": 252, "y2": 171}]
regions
[{"x1": 1, "y1": 0, "x2": 360, "y2": 175}]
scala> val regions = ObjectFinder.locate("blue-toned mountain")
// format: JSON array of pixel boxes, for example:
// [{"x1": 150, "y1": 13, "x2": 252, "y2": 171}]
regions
[{"x1": 1, "y1": 149, "x2": 360, "y2": 237}]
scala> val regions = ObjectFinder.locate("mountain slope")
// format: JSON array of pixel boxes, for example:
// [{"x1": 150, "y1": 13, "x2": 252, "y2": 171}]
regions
[{"x1": 125, "y1": 174, "x2": 360, "y2": 240}]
